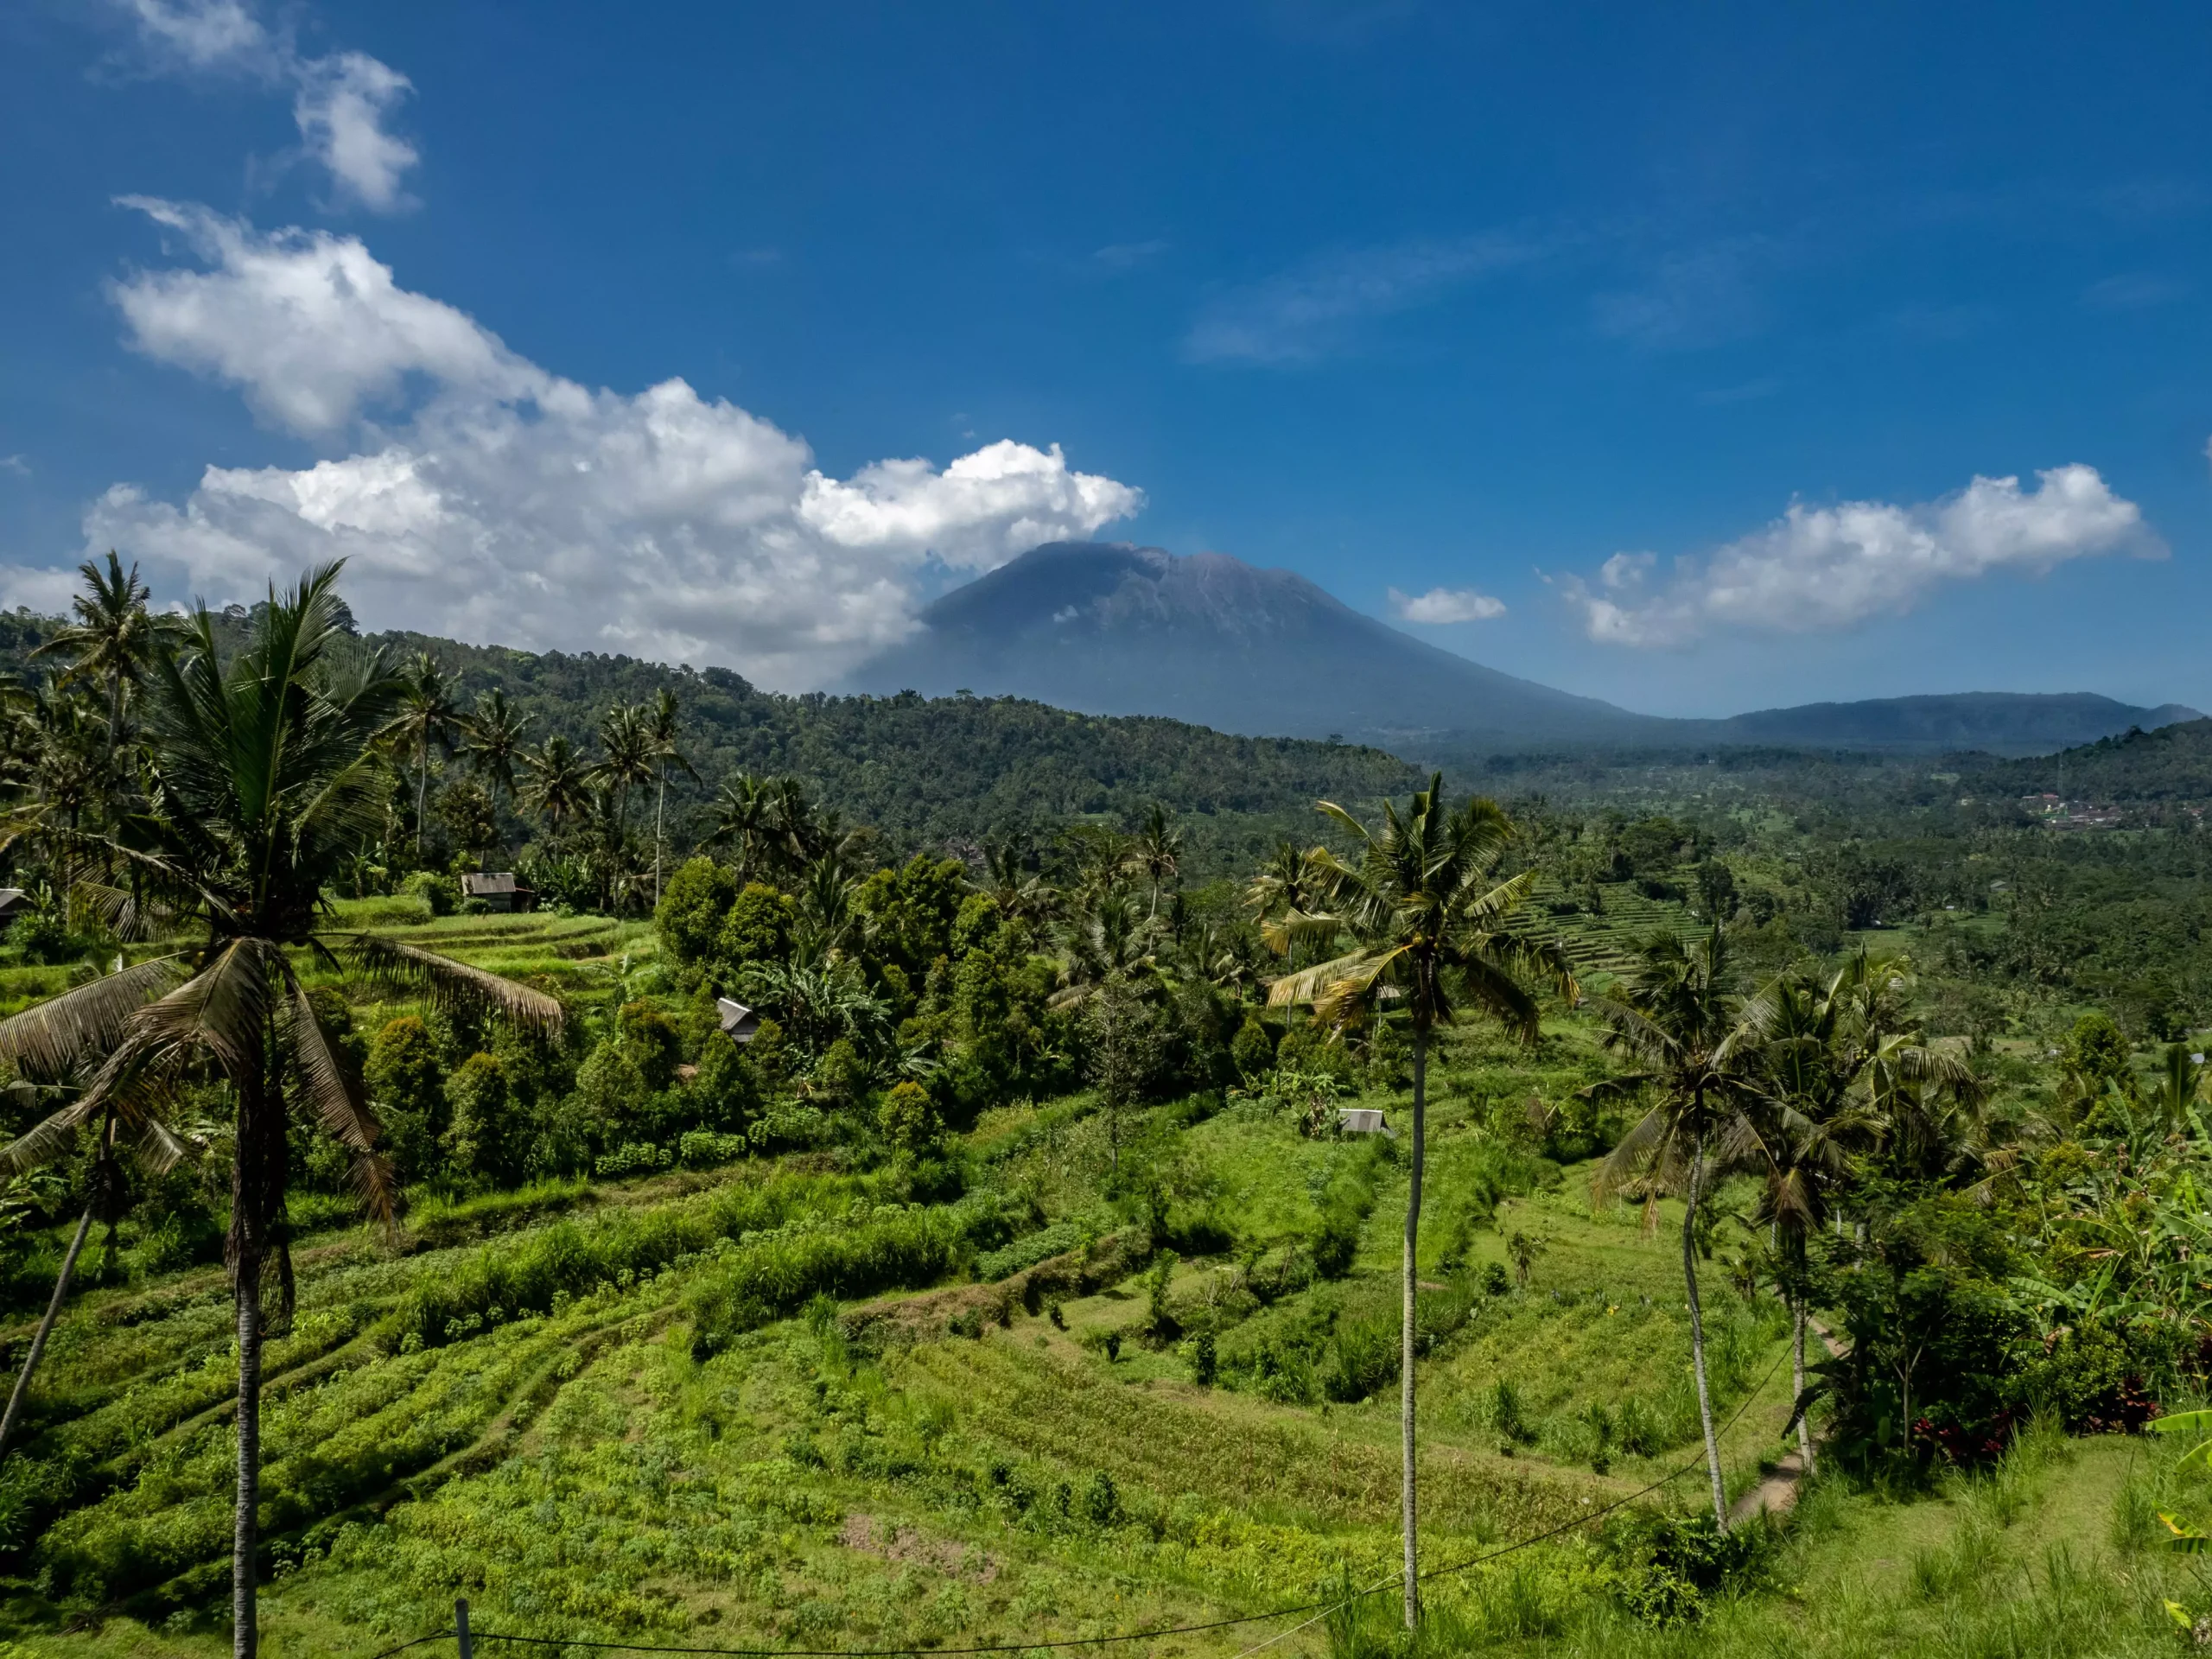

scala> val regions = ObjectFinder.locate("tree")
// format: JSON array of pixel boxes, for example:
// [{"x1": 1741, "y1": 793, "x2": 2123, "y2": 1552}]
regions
[
  {"x1": 389, "y1": 652, "x2": 463, "y2": 857},
  {"x1": 521, "y1": 734, "x2": 594, "y2": 837},
  {"x1": 1588, "y1": 927, "x2": 1760, "y2": 1530},
  {"x1": 1129, "y1": 803, "x2": 1183, "y2": 918},
  {"x1": 1265, "y1": 774, "x2": 1575, "y2": 1627},
  {"x1": 644, "y1": 689, "x2": 696, "y2": 907},
  {"x1": 0, "y1": 1052, "x2": 191, "y2": 1461},
  {"x1": 593, "y1": 701, "x2": 656, "y2": 838},
  {"x1": 34, "y1": 550, "x2": 171, "y2": 777},
  {"x1": 0, "y1": 565, "x2": 561, "y2": 1658},
  {"x1": 461, "y1": 689, "x2": 532, "y2": 834}
]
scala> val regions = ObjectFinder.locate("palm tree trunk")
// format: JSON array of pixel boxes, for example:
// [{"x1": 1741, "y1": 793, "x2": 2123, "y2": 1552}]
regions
[
  {"x1": 1681, "y1": 1131, "x2": 1727, "y2": 1529},
  {"x1": 1793, "y1": 1294, "x2": 1814, "y2": 1473},
  {"x1": 654, "y1": 768, "x2": 667, "y2": 908},
  {"x1": 232, "y1": 1262, "x2": 262, "y2": 1659},
  {"x1": 0, "y1": 1200, "x2": 95, "y2": 1461},
  {"x1": 415, "y1": 734, "x2": 429, "y2": 857},
  {"x1": 1401, "y1": 1020, "x2": 1427, "y2": 1630}
]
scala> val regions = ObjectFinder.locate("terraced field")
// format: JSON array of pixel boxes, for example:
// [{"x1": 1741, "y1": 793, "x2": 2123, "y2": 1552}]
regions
[{"x1": 2, "y1": 910, "x2": 2201, "y2": 1659}]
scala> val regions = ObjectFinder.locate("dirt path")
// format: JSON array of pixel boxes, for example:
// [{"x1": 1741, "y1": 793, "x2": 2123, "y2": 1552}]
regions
[{"x1": 1729, "y1": 1319, "x2": 1847, "y2": 1526}]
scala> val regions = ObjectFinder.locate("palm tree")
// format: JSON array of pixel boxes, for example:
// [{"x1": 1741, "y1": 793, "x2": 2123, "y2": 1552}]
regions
[
  {"x1": 1266, "y1": 775, "x2": 1576, "y2": 1628},
  {"x1": 1588, "y1": 927, "x2": 1761, "y2": 1530},
  {"x1": 34, "y1": 550, "x2": 171, "y2": 777},
  {"x1": 461, "y1": 690, "x2": 532, "y2": 839},
  {"x1": 1739, "y1": 948, "x2": 1974, "y2": 1472},
  {"x1": 1129, "y1": 804, "x2": 1183, "y2": 918},
  {"x1": 388, "y1": 652, "x2": 462, "y2": 856},
  {"x1": 521, "y1": 734, "x2": 594, "y2": 838},
  {"x1": 708, "y1": 772, "x2": 772, "y2": 880},
  {"x1": 0, "y1": 565, "x2": 560, "y2": 1656},
  {"x1": 644, "y1": 690, "x2": 696, "y2": 907},
  {"x1": 593, "y1": 702, "x2": 656, "y2": 838},
  {"x1": 0, "y1": 1053, "x2": 193, "y2": 1461},
  {"x1": 978, "y1": 836, "x2": 1057, "y2": 929}
]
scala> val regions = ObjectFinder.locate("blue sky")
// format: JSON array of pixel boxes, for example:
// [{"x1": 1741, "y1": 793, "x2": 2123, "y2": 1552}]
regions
[{"x1": 3, "y1": 1, "x2": 2210, "y2": 716}]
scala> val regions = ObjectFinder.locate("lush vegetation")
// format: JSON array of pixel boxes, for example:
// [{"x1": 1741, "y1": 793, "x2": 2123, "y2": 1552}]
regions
[{"x1": 5, "y1": 563, "x2": 2212, "y2": 1656}]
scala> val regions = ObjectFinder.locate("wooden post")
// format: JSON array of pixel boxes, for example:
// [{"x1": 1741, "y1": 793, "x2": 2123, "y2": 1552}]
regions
[{"x1": 455, "y1": 1599, "x2": 472, "y2": 1659}]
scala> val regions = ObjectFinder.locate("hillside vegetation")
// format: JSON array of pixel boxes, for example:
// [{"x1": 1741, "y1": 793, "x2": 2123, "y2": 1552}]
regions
[{"x1": 7, "y1": 563, "x2": 2212, "y2": 1659}]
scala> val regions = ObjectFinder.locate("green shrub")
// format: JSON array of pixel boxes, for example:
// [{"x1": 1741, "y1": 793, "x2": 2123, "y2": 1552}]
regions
[
  {"x1": 720, "y1": 882, "x2": 796, "y2": 967},
  {"x1": 686, "y1": 1032, "x2": 760, "y2": 1129},
  {"x1": 442, "y1": 1052, "x2": 518, "y2": 1187},
  {"x1": 400, "y1": 870, "x2": 459, "y2": 916},
  {"x1": 1230, "y1": 1015, "x2": 1275, "y2": 1079},
  {"x1": 617, "y1": 1000, "x2": 683, "y2": 1090},
  {"x1": 368, "y1": 1015, "x2": 447, "y2": 1181},
  {"x1": 658, "y1": 857, "x2": 738, "y2": 963},
  {"x1": 879, "y1": 1079, "x2": 942, "y2": 1158}
]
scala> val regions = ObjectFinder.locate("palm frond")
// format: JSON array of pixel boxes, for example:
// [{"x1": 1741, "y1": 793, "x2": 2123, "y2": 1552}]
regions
[
  {"x1": 0, "y1": 954, "x2": 188, "y2": 1081},
  {"x1": 337, "y1": 934, "x2": 563, "y2": 1032}
]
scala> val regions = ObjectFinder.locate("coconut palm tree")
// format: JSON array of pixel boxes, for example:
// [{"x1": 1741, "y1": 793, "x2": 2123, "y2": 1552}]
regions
[
  {"x1": 0, "y1": 1063, "x2": 192, "y2": 1462},
  {"x1": 593, "y1": 702, "x2": 656, "y2": 839},
  {"x1": 461, "y1": 690, "x2": 532, "y2": 835},
  {"x1": 388, "y1": 652, "x2": 463, "y2": 856},
  {"x1": 0, "y1": 565, "x2": 560, "y2": 1657},
  {"x1": 643, "y1": 690, "x2": 696, "y2": 908},
  {"x1": 978, "y1": 836, "x2": 1057, "y2": 930},
  {"x1": 1129, "y1": 803, "x2": 1183, "y2": 918},
  {"x1": 1588, "y1": 926, "x2": 1762, "y2": 1530},
  {"x1": 707, "y1": 772, "x2": 772, "y2": 880},
  {"x1": 34, "y1": 550, "x2": 172, "y2": 779},
  {"x1": 521, "y1": 734, "x2": 594, "y2": 838},
  {"x1": 1265, "y1": 774, "x2": 1576, "y2": 1628}
]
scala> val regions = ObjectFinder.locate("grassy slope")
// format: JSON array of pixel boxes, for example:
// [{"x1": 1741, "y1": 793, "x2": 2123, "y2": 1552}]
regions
[{"x1": 3, "y1": 912, "x2": 2206, "y2": 1657}]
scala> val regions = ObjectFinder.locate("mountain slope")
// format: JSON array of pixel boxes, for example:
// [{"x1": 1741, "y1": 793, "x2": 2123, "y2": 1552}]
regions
[
  {"x1": 844, "y1": 542, "x2": 1664, "y2": 745},
  {"x1": 1701, "y1": 693, "x2": 2202, "y2": 754},
  {"x1": 849, "y1": 542, "x2": 2196, "y2": 756}
]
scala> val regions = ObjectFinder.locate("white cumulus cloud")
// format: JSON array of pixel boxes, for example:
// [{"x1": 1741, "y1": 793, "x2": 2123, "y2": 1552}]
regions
[
  {"x1": 1558, "y1": 466, "x2": 2158, "y2": 648},
  {"x1": 57, "y1": 207, "x2": 1143, "y2": 689},
  {"x1": 1388, "y1": 585, "x2": 1506, "y2": 624},
  {"x1": 110, "y1": 200, "x2": 536, "y2": 432},
  {"x1": 292, "y1": 52, "x2": 420, "y2": 211},
  {"x1": 112, "y1": 1, "x2": 420, "y2": 211}
]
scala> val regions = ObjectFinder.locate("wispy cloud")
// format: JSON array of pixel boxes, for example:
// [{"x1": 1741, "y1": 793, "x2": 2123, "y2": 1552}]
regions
[
  {"x1": 1389, "y1": 585, "x2": 1505, "y2": 624},
  {"x1": 1555, "y1": 465, "x2": 2158, "y2": 648},
  {"x1": 2082, "y1": 272, "x2": 2189, "y2": 311},
  {"x1": 110, "y1": 1, "x2": 420, "y2": 211},
  {"x1": 0, "y1": 455, "x2": 30, "y2": 478},
  {"x1": 1185, "y1": 231, "x2": 1548, "y2": 365},
  {"x1": 1093, "y1": 238, "x2": 1169, "y2": 272},
  {"x1": 1591, "y1": 238, "x2": 1768, "y2": 352}
]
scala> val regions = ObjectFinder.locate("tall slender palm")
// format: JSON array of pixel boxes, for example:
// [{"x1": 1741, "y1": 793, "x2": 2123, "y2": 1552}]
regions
[
  {"x1": 0, "y1": 566, "x2": 561, "y2": 1656},
  {"x1": 521, "y1": 734, "x2": 594, "y2": 838},
  {"x1": 707, "y1": 772, "x2": 772, "y2": 881},
  {"x1": 388, "y1": 653, "x2": 462, "y2": 856},
  {"x1": 644, "y1": 690, "x2": 696, "y2": 907},
  {"x1": 0, "y1": 1059, "x2": 192, "y2": 1461},
  {"x1": 1129, "y1": 804, "x2": 1183, "y2": 918},
  {"x1": 1589, "y1": 927, "x2": 1761, "y2": 1529},
  {"x1": 461, "y1": 690, "x2": 532, "y2": 842},
  {"x1": 593, "y1": 702, "x2": 656, "y2": 839},
  {"x1": 34, "y1": 550, "x2": 170, "y2": 777},
  {"x1": 1266, "y1": 775, "x2": 1576, "y2": 1628}
]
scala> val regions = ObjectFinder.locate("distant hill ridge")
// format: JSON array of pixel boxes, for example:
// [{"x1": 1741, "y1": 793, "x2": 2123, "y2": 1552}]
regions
[{"x1": 844, "y1": 541, "x2": 2197, "y2": 756}]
